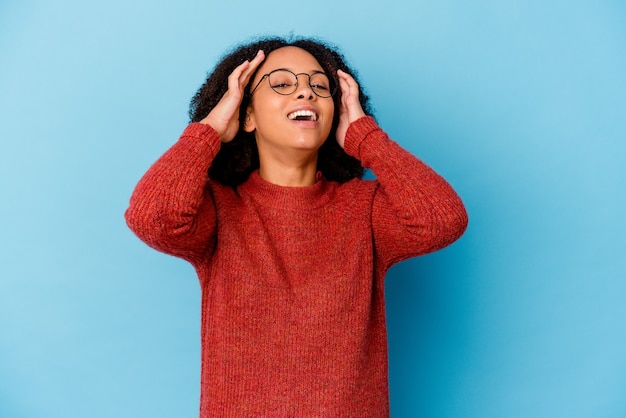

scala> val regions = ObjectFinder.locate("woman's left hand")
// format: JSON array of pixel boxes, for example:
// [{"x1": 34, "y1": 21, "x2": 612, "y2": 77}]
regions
[{"x1": 335, "y1": 69, "x2": 366, "y2": 148}]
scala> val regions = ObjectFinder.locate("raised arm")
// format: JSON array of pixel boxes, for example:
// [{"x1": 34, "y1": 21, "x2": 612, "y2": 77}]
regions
[
  {"x1": 346, "y1": 118, "x2": 468, "y2": 268},
  {"x1": 125, "y1": 124, "x2": 221, "y2": 263},
  {"x1": 125, "y1": 51, "x2": 266, "y2": 263},
  {"x1": 337, "y1": 71, "x2": 468, "y2": 269}
]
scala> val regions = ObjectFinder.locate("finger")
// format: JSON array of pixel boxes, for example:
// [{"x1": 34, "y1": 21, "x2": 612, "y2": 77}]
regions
[
  {"x1": 338, "y1": 74, "x2": 350, "y2": 91},
  {"x1": 338, "y1": 76, "x2": 352, "y2": 104},
  {"x1": 240, "y1": 50, "x2": 265, "y2": 87},
  {"x1": 338, "y1": 70, "x2": 360, "y2": 94},
  {"x1": 337, "y1": 69, "x2": 355, "y2": 83},
  {"x1": 249, "y1": 49, "x2": 265, "y2": 69},
  {"x1": 337, "y1": 70, "x2": 366, "y2": 121},
  {"x1": 228, "y1": 60, "x2": 251, "y2": 92}
]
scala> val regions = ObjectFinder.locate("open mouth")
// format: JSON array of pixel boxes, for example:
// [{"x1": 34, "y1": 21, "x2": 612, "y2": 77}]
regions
[{"x1": 287, "y1": 110, "x2": 318, "y2": 122}]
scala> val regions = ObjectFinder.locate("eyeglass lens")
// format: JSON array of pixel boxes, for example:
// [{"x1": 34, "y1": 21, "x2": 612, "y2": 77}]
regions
[{"x1": 268, "y1": 70, "x2": 335, "y2": 98}]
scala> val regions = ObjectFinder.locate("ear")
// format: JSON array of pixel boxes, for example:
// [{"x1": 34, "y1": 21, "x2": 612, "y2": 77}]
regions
[{"x1": 243, "y1": 109, "x2": 256, "y2": 133}]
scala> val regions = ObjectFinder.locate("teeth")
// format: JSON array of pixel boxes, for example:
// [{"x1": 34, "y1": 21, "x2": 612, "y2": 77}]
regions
[{"x1": 287, "y1": 110, "x2": 318, "y2": 121}]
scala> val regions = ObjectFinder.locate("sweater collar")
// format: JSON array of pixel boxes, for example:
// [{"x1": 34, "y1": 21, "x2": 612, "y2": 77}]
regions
[{"x1": 238, "y1": 170, "x2": 333, "y2": 210}]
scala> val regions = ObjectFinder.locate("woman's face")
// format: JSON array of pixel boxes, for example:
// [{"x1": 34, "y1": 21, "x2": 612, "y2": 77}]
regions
[{"x1": 245, "y1": 46, "x2": 335, "y2": 156}]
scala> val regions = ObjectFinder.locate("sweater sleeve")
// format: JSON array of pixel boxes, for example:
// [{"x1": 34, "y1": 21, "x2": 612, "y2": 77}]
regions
[
  {"x1": 343, "y1": 116, "x2": 468, "y2": 269},
  {"x1": 124, "y1": 122, "x2": 221, "y2": 264}
]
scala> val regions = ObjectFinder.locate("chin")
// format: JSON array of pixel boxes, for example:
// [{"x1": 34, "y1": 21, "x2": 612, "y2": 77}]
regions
[
  {"x1": 291, "y1": 137, "x2": 326, "y2": 151},
  {"x1": 291, "y1": 129, "x2": 331, "y2": 148}
]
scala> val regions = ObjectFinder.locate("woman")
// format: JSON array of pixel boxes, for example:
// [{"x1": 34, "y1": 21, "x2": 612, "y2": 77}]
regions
[{"x1": 126, "y1": 36, "x2": 468, "y2": 417}]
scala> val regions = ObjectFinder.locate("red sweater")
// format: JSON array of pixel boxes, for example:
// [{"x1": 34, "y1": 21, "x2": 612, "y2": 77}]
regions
[{"x1": 125, "y1": 116, "x2": 467, "y2": 417}]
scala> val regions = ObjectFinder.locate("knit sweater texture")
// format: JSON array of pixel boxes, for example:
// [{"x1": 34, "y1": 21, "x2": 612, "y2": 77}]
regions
[{"x1": 125, "y1": 116, "x2": 468, "y2": 417}]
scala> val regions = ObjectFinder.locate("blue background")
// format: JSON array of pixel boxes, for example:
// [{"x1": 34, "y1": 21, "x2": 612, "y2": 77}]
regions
[{"x1": 1, "y1": 0, "x2": 625, "y2": 416}]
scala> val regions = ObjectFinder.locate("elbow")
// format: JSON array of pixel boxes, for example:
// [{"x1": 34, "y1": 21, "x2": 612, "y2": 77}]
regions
[
  {"x1": 125, "y1": 201, "x2": 201, "y2": 243},
  {"x1": 424, "y1": 200, "x2": 468, "y2": 251},
  {"x1": 124, "y1": 204, "x2": 142, "y2": 235},
  {"x1": 440, "y1": 202, "x2": 469, "y2": 246},
  {"x1": 124, "y1": 200, "x2": 169, "y2": 245},
  {"x1": 124, "y1": 203, "x2": 153, "y2": 242},
  {"x1": 454, "y1": 205, "x2": 469, "y2": 239}
]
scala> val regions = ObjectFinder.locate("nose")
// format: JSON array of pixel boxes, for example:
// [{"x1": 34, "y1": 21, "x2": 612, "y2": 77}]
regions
[{"x1": 294, "y1": 73, "x2": 315, "y2": 99}]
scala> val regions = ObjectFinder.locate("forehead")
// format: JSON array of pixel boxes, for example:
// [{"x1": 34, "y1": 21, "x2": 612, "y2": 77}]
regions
[{"x1": 260, "y1": 46, "x2": 323, "y2": 72}]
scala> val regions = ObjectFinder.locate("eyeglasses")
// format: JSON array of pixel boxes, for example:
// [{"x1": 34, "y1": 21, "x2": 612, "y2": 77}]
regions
[{"x1": 249, "y1": 69, "x2": 337, "y2": 98}]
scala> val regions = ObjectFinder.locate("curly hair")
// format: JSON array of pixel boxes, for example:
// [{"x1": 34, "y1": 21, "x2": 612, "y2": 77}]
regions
[{"x1": 189, "y1": 35, "x2": 375, "y2": 187}]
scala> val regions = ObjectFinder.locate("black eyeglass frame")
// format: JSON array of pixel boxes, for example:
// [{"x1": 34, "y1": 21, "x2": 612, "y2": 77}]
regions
[{"x1": 248, "y1": 69, "x2": 337, "y2": 98}]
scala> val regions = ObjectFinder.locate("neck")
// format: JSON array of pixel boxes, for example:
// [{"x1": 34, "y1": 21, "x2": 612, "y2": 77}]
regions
[{"x1": 257, "y1": 148, "x2": 319, "y2": 187}]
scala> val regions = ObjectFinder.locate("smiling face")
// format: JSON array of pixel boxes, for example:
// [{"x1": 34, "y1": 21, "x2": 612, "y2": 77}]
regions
[{"x1": 244, "y1": 46, "x2": 335, "y2": 158}]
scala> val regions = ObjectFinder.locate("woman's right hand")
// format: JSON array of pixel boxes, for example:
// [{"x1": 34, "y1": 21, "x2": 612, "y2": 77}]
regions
[{"x1": 200, "y1": 50, "x2": 265, "y2": 142}]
